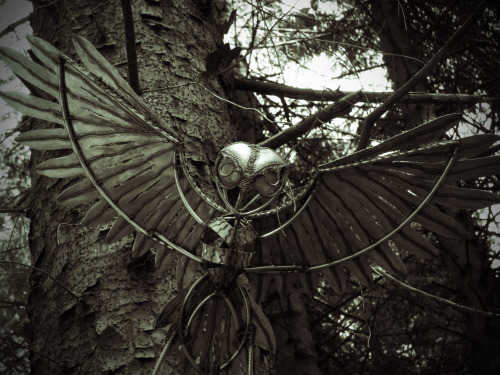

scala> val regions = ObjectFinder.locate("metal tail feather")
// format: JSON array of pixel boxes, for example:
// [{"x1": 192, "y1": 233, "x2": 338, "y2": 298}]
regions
[{"x1": 154, "y1": 274, "x2": 275, "y2": 374}]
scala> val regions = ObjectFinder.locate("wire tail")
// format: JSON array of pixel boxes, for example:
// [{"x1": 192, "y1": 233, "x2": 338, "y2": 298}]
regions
[{"x1": 155, "y1": 275, "x2": 275, "y2": 374}]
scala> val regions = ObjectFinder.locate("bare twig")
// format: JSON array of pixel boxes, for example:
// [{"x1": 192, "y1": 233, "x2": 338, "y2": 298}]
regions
[
  {"x1": 0, "y1": 260, "x2": 79, "y2": 300},
  {"x1": 234, "y1": 78, "x2": 499, "y2": 105},
  {"x1": 0, "y1": 337, "x2": 62, "y2": 366},
  {"x1": 259, "y1": 91, "x2": 362, "y2": 150},
  {"x1": 120, "y1": 0, "x2": 140, "y2": 94},
  {"x1": 373, "y1": 267, "x2": 500, "y2": 318},
  {"x1": 85, "y1": 0, "x2": 106, "y2": 39},
  {"x1": 0, "y1": 208, "x2": 26, "y2": 214},
  {"x1": 0, "y1": 15, "x2": 30, "y2": 39},
  {"x1": 0, "y1": 299, "x2": 26, "y2": 308},
  {"x1": 356, "y1": 0, "x2": 489, "y2": 151}
]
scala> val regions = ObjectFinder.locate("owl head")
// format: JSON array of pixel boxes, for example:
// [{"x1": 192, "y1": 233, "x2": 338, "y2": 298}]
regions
[{"x1": 214, "y1": 142, "x2": 288, "y2": 215}]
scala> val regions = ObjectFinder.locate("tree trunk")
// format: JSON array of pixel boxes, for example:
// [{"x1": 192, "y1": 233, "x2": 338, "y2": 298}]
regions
[
  {"x1": 371, "y1": 0, "x2": 436, "y2": 128},
  {"x1": 369, "y1": 2, "x2": 500, "y2": 374},
  {"x1": 272, "y1": 287, "x2": 322, "y2": 375},
  {"x1": 438, "y1": 218, "x2": 500, "y2": 375},
  {"x1": 26, "y1": 0, "x2": 241, "y2": 373}
]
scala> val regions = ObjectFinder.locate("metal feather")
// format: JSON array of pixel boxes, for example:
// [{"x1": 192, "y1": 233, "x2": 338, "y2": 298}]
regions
[{"x1": 2, "y1": 35, "x2": 500, "y2": 375}]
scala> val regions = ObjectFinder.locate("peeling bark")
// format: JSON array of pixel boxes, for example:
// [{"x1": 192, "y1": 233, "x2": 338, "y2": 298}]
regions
[{"x1": 26, "y1": 0, "x2": 242, "y2": 374}]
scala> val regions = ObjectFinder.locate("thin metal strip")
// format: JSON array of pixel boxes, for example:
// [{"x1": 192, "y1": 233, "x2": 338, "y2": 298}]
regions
[
  {"x1": 260, "y1": 184, "x2": 316, "y2": 238},
  {"x1": 176, "y1": 275, "x2": 251, "y2": 372},
  {"x1": 174, "y1": 149, "x2": 205, "y2": 225},
  {"x1": 247, "y1": 177, "x2": 316, "y2": 219},
  {"x1": 58, "y1": 57, "x2": 205, "y2": 265},
  {"x1": 245, "y1": 147, "x2": 459, "y2": 273},
  {"x1": 179, "y1": 149, "x2": 228, "y2": 213}
]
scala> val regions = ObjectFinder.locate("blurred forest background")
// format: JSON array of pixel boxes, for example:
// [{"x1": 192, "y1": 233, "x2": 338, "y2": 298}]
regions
[{"x1": 0, "y1": 0, "x2": 499, "y2": 374}]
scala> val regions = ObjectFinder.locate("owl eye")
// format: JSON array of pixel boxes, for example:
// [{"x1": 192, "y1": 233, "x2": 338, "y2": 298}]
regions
[
  {"x1": 219, "y1": 162, "x2": 235, "y2": 177},
  {"x1": 218, "y1": 161, "x2": 241, "y2": 188},
  {"x1": 254, "y1": 171, "x2": 280, "y2": 197},
  {"x1": 264, "y1": 171, "x2": 279, "y2": 185}
]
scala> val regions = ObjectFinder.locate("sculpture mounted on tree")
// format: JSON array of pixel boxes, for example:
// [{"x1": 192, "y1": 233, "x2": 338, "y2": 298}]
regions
[{"x1": 1, "y1": 35, "x2": 499, "y2": 374}]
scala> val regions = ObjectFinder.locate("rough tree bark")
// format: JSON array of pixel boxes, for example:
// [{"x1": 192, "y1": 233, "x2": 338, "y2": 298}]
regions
[{"x1": 26, "y1": 0, "x2": 244, "y2": 373}]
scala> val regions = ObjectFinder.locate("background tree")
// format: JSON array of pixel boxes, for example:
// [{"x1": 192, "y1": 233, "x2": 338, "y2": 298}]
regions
[
  {"x1": 3, "y1": 0, "x2": 238, "y2": 373},
  {"x1": 225, "y1": 1, "x2": 500, "y2": 374},
  {"x1": 0, "y1": 0, "x2": 499, "y2": 374}
]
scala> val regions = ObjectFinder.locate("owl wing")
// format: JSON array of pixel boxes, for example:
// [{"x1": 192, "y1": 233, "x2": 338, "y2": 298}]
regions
[
  {"x1": 0, "y1": 36, "x2": 225, "y2": 285},
  {"x1": 251, "y1": 114, "x2": 500, "y2": 295}
]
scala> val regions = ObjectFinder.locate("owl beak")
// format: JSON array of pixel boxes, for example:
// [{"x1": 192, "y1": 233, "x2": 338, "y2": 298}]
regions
[
  {"x1": 222, "y1": 186, "x2": 278, "y2": 217},
  {"x1": 235, "y1": 189, "x2": 245, "y2": 210},
  {"x1": 235, "y1": 187, "x2": 259, "y2": 211},
  {"x1": 217, "y1": 185, "x2": 252, "y2": 215},
  {"x1": 234, "y1": 188, "x2": 273, "y2": 216},
  {"x1": 239, "y1": 190, "x2": 262, "y2": 212}
]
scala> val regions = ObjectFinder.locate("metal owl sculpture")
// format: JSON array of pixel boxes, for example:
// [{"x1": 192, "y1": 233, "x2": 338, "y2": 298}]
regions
[{"x1": 1, "y1": 36, "x2": 500, "y2": 374}]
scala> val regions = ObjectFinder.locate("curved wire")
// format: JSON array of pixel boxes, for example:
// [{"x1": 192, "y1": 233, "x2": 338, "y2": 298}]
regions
[
  {"x1": 245, "y1": 147, "x2": 459, "y2": 273},
  {"x1": 184, "y1": 291, "x2": 242, "y2": 332},
  {"x1": 260, "y1": 181, "x2": 317, "y2": 238},
  {"x1": 238, "y1": 183, "x2": 287, "y2": 216},
  {"x1": 318, "y1": 141, "x2": 454, "y2": 173},
  {"x1": 373, "y1": 266, "x2": 500, "y2": 317},
  {"x1": 174, "y1": 148, "x2": 205, "y2": 225},
  {"x1": 177, "y1": 275, "x2": 221, "y2": 373},
  {"x1": 178, "y1": 149, "x2": 228, "y2": 213},
  {"x1": 222, "y1": 293, "x2": 242, "y2": 331},
  {"x1": 216, "y1": 182, "x2": 239, "y2": 214},
  {"x1": 59, "y1": 57, "x2": 152, "y2": 240},
  {"x1": 221, "y1": 279, "x2": 252, "y2": 370},
  {"x1": 176, "y1": 275, "x2": 251, "y2": 373},
  {"x1": 177, "y1": 275, "x2": 208, "y2": 375},
  {"x1": 246, "y1": 176, "x2": 317, "y2": 219},
  {"x1": 151, "y1": 329, "x2": 177, "y2": 375},
  {"x1": 58, "y1": 57, "x2": 206, "y2": 265},
  {"x1": 152, "y1": 231, "x2": 206, "y2": 264},
  {"x1": 185, "y1": 292, "x2": 217, "y2": 329}
]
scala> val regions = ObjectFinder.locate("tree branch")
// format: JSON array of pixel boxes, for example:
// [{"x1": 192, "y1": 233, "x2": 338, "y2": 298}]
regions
[
  {"x1": 120, "y1": 0, "x2": 140, "y2": 94},
  {"x1": 259, "y1": 91, "x2": 362, "y2": 149},
  {"x1": 356, "y1": 0, "x2": 489, "y2": 151},
  {"x1": 0, "y1": 299, "x2": 26, "y2": 308},
  {"x1": 0, "y1": 15, "x2": 30, "y2": 39},
  {"x1": 0, "y1": 208, "x2": 26, "y2": 214},
  {"x1": 234, "y1": 78, "x2": 499, "y2": 105}
]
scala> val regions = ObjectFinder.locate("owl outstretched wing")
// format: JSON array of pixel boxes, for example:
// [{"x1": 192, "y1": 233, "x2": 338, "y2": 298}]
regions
[
  {"x1": 250, "y1": 114, "x2": 500, "y2": 295},
  {"x1": 3, "y1": 34, "x2": 500, "y2": 375},
  {"x1": 0, "y1": 36, "x2": 226, "y2": 285}
]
